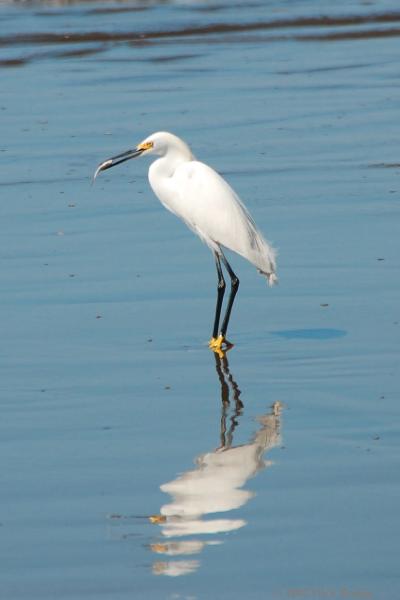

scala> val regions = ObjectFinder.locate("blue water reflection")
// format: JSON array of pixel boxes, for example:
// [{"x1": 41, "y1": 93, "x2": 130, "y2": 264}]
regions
[
  {"x1": 149, "y1": 355, "x2": 283, "y2": 577},
  {"x1": 1, "y1": 0, "x2": 399, "y2": 597}
]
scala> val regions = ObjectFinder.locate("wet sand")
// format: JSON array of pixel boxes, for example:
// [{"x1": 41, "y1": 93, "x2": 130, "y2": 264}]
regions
[{"x1": 1, "y1": 1, "x2": 399, "y2": 598}]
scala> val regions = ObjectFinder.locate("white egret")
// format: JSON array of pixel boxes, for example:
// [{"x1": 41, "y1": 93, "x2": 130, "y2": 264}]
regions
[{"x1": 94, "y1": 131, "x2": 277, "y2": 353}]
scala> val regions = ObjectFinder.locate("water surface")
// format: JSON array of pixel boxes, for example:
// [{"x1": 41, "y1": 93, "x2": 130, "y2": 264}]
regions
[{"x1": 1, "y1": 1, "x2": 399, "y2": 599}]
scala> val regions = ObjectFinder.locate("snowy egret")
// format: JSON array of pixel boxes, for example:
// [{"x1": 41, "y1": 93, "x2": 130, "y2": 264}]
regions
[{"x1": 94, "y1": 131, "x2": 277, "y2": 353}]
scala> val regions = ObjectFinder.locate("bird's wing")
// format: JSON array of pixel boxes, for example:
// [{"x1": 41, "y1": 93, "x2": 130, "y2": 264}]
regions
[
  {"x1": 172, "y1": 161, "x2": 276, "y2": 276},
  {"x1": 173, "y1": 161, "x2": 252, "y2": 246}
]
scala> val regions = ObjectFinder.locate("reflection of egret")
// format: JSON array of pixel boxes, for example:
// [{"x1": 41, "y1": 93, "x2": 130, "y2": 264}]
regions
[
  {"x1": 94, "y1": 131, "x2": 277, "y2": 354},
  {"x1": 214, "y1": 352, "x2": 244, "y2": 450},
  {"x1": 151, "y1": 354, "x2": 283, "y2": 576}
]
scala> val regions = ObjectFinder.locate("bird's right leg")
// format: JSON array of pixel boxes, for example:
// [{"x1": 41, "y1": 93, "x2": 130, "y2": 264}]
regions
[
  {"x1": 209, "y1": 252, "x2": 226, "y2": 352},
  {"x1": 210, "y1": 250, "x2": 238, "y2": 354}
]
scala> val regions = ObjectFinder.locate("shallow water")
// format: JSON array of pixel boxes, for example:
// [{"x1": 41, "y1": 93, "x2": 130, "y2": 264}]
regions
[{"x1": 1, "y1": 1, "x2": 399, "y2": 599}]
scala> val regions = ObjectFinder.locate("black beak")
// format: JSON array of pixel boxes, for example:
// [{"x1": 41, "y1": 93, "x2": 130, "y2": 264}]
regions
[{"x1": 93, "y1": 147, "x2": 144, "y2": 181}]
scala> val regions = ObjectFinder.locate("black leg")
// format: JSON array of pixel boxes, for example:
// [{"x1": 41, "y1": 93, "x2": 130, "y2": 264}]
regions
[
  {"x1": 214, "y1": 353, "x2": 244, "y2": 448},
  {"x1": 212, "y1": 252, "x2": 226, "y2": 339},
  {"x1": 214, "y1": 352, "x2": 230, "y2": 448},
  {"x1": 219, "y1": 250, "x2": 240, "y2": 338}
]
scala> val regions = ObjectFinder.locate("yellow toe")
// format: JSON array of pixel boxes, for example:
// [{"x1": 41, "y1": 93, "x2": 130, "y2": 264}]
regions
[
  {"x1": 208, "y1": 335, "x2": 234, "y2": 356},
  {"x1": 151, "y1": 543, "x2": 168, "y2": 554},
  {"x1": 149, "y1": 514, "x2": 166, "y2": 524},
  {"x1": 208, "y1": 336, "x2": 218, "y2": 349}
]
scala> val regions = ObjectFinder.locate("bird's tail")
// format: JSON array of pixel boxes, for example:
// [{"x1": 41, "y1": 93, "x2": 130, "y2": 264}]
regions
[
  {"x1": 259, "y1": 270, "x2": 278, "y2": 286},
  {"x1": 267, "y1": 272, "x2": 278, "y2": 286},
  {"x1": 254, "y1": 235, "x2": 278, "y2": 286},
  {"x1": 235, "y1": 197, "x2": 278, "y2": 286}
]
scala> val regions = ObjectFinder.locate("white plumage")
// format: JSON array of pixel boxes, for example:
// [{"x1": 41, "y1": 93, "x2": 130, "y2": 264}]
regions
[
  {"x1": 94, "y1": 131, "x2": 278, "y2": 352},
  {"x1": 146, "y1": 132, "x2": 277, "y2": 284}
]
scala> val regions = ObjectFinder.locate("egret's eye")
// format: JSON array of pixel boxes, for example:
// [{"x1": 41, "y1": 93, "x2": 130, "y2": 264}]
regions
[{"x1": 138, "y1": 141, "x2": 154, "y2": 151}]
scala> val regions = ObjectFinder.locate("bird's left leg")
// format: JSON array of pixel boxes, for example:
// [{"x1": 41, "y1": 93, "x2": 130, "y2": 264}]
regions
[
  {"x1": 210, "y1": 249, "x2": 239, "y2": 354},
  {"x1": 209, "y1": 252, "x2": 226, "y2": 351}
]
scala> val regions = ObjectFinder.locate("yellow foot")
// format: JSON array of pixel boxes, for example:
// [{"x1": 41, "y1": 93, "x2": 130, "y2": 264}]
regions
[
  {"x1": 151, "y1": 543, "x2": 168, "y2": 554},
  {"x1": 149, "y1": 514, "x2": 166, "y2": 524},
  {"x1": 208, "y1": 335, "x2": 234, "y2": 357}
]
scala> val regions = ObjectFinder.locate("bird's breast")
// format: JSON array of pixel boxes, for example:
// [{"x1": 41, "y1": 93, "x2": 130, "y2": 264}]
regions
[{"x1": 148, "y1": 169, "x2": 183, "y2": 217}]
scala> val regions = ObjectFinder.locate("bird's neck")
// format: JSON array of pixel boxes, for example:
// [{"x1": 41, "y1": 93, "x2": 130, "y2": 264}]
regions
[{"x1": 150, "y1": 147, "x2": 194, "y2": 179}]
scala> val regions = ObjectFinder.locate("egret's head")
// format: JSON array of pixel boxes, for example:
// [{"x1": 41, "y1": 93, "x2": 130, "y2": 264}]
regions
[
  {"x1": 93, "y1": 131, "x2": 192, "y2": 180},
  {"x1": 138, "y1": 132, "x2": 192, "y2": 158}
]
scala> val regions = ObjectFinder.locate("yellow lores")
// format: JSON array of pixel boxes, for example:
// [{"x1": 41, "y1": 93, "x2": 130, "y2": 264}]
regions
[
  {"x1": 137, "y1": 141, "x2": 154, "y2": 152},
  {"x1": 94, "y1": 131, "x2": 277, "y2": 356}
]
